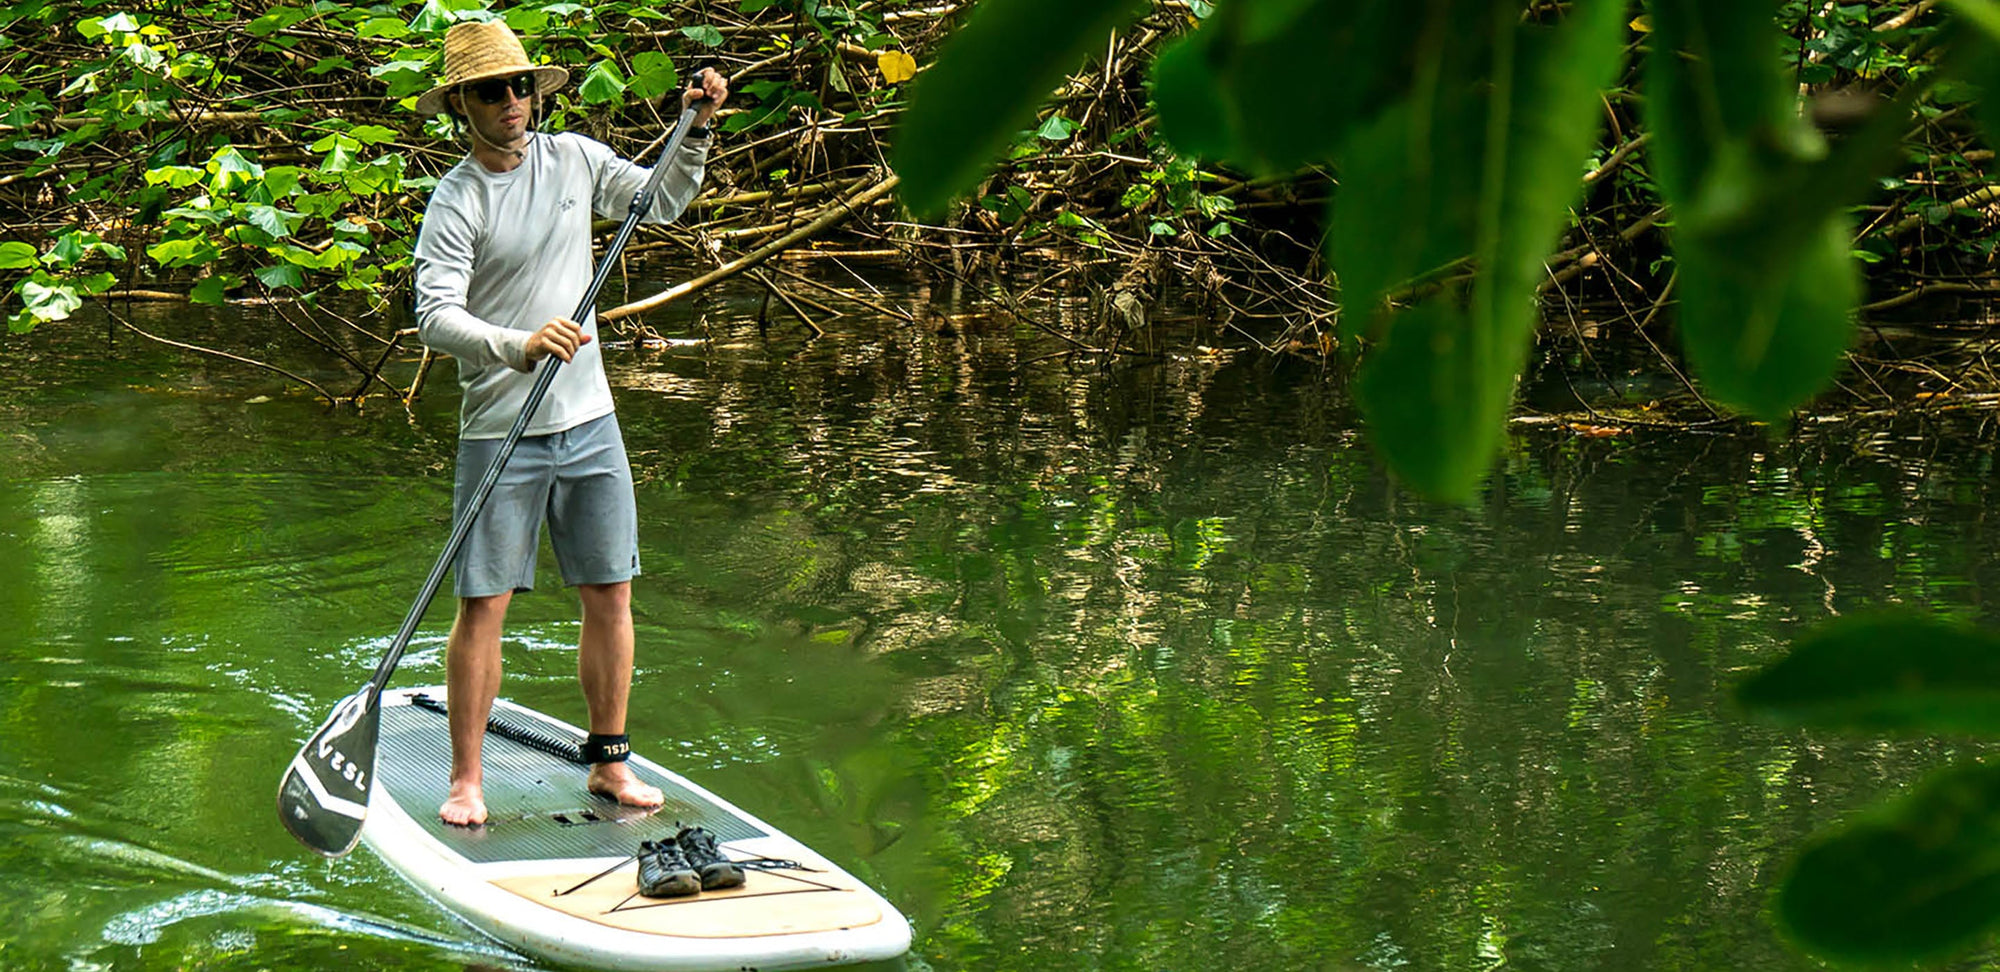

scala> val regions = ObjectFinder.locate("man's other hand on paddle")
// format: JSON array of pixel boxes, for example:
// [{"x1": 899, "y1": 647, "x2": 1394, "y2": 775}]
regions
[
  {"x1": 683, "y1": 67, "x2": 730, "y2": 128},
  {"x1": 526, "y1": 317, "x2": 590, "y2": 363}
]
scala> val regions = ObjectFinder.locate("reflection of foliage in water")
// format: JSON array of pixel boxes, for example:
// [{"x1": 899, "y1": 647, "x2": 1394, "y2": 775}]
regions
[
  {"x1": 603, "y1": 323, "x2": 2000, "y2": 970},
  {"x1": 5, "y1": 305, "x2": 2000, "y2": 968}
]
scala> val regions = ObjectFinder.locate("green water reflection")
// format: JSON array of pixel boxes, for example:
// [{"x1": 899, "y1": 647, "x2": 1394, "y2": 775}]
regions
[{"x1": 2, "y1": 287, "x2": 1997, "y2": 970}]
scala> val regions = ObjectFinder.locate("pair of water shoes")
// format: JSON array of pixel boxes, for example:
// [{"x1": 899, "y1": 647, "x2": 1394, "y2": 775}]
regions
[{"x1": 638, "y1": 826, "x2": 745, "y2": 898}]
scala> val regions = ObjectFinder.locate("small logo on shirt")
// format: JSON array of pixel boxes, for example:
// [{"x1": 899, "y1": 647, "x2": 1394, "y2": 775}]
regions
[{"x1": 558, "y1": 196, "x2": 577, "y2": 213}]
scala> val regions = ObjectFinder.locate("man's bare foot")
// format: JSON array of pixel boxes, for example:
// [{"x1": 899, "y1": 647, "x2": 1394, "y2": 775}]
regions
[
  {"x1": 440, "y1": 780, "x2": 488, "y2": 826},
  {"x1": 587, "y1": 763, "x2": 664, "y2": 808}
]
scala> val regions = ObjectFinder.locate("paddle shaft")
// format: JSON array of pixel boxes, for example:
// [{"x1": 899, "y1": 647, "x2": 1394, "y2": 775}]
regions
[{"x1": 365, "y1": 102, "x2": 709, "y2": 694}]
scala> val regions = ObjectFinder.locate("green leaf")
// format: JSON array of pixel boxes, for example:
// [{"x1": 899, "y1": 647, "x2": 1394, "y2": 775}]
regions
[
  {"x1": 1150, "y1": 32, "x2": 1235, "y2": 161},
  {"x1": 1776, "y1": 761, "x2": 2000, "y2": 964},
  {"x1": 146, "y1": 237, "x2": 219, "y2": 268},
  {"x1": 370, "y1": 59, "x2": 434, "y2": 100},
  {"x1": 44, "y1": 232, "x2": 90, "y2": 270},
  {"x1": 241, "y1": 205, "x2": 296, "y2": 240},
  {"x1": 1151, "y1": 0, "x2": 1426, "y2": 172},
  {"x1": 629, "y1": 51, "x2": 678, "y2": 100},
  {"x1": 1645, "y1": 0, "x2": 1913, "y2": 421},
  {"x1": 145, "y1": 164, "x2": 205, "y2": 189},
  {"x1": 1335, "y1": 0, "x2": 1626, "y2": 501},
  {"x1": 346, "y1": 124, "x2": 399, "y2": 146},
  {"x1": 680, "y1": 24, "x2": 724, "y2": 46},
  {"x1": 1945, "y1": 0, "x2": 2000, "y2": 42},
  {"x1": 1941, "y1": 27, "x2": 2000, "y2": 164},
  {"x1": 1673, "y1": 215, "x2": 1858, "y2": 419},
  {"x1": 189, "y1": 275, "x2": 229, "y2": 304},
  {"x1": 355, "y1": 17, "x2": 408, "y2": 39},
  {"x1": 1737, "y1": 612, "x2": 2000, "y2": 734},
  {"x1": 503, "y1": 8, "x2": 550, "y2": 33},
  {"x1": 408, "y1": 0, "x2": 460, "y2": 34},
  {"x1": 0, "y1": 241, "x2": 37, "y2": 270},
  {"x1": 262, "y1": 166, "x2": 304, "y2": 200},
  {"x1": 1034, "y1": 114, "x2": 1079, "y2": 142},
  {"x1": 73, "y1": 272, "x2": 115, "y2": 296},
  {"x1": 249, "y1": 7, "x2": 311, "y2": 36},
  {"x1": 579, "y1": 60, "x2": 627, "y2": 105},
  {"x1": 19, "y1": 277, "x2": 81, "y2": 321},
  {"x1": 254, "y1": 263, "x2": 306, "y2": 290},
  {"x1": 319, "y1": 139, "x2": 358, "y2": 173},
  {"x1": 892, "y1": 0, "x2": 1147, "y2": 219}
]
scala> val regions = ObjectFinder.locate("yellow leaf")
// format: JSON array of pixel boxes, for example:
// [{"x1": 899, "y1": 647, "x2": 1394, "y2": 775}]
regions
[
  {"x1": 877, "y1": 50, "x2": 917, "y2": 84},
  {"x1": 1628, "y1": 14, "x2": 1651, "y2": 32}
]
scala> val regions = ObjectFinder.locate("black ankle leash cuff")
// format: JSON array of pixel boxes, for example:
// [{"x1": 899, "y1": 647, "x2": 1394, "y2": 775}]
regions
[{"x1": 582, "y1": 732, "x2": 632, "y2": 764}]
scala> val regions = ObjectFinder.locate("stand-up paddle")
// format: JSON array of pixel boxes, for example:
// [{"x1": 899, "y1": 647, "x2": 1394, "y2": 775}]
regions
[{"x1": 279, "y1": 99, "x2": 711, "y2": 858}]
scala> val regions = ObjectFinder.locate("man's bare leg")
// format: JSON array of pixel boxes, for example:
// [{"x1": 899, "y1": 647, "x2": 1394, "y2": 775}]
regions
[
  {"x1": 577, "y1": 581, "x2": 663, "y2": 807},
  {"x1": 441, "y1": 592, "x2": 511, "y2": 825}
]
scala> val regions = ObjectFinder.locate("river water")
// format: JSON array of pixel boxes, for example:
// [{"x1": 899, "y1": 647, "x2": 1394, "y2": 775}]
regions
[{"x1": 2, "y1": 274, "x2": 1996, "y2": 970}]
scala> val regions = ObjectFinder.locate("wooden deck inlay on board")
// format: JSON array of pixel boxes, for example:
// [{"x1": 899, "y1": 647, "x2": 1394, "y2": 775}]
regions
[{"x1": 490, "y1": 865, "x2": 886, "y2": 938}]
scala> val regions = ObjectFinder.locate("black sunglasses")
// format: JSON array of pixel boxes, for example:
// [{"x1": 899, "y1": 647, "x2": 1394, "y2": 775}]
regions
[{"x1": 465, "y1": 73, "x2": 535, "y2": 106}]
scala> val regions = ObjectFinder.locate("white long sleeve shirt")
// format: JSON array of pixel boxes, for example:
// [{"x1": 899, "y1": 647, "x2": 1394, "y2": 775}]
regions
[{"x1": 413, "y1": 130, "x2": 707, "y2": 438}]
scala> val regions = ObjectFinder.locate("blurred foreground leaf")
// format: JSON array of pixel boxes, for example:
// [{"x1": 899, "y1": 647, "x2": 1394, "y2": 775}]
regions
[
  {"x1": 1738, "y1": 612, "x2": 2000, "y2": 735},
  {"x1": 1148, "y1": 0, "x2": 1421, "y2": 172},
  {"x1": 1778, "y1": 761, "x2": 2000, "y2": 965},
  {"x1": 1337, "y1": 0, "x2": 1626, "y2": 501},
  {"x1": 892, "y1": 0, "x2": 1146, "y2": 219},
  {"x1": 1645, "y1": 0, "x2": 1915, "y2": 421}
]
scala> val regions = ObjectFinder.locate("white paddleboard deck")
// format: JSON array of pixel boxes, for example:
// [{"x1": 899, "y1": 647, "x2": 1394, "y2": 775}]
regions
[{"x1": 359, "y1": 685, "x2": 911, "y2": 971}]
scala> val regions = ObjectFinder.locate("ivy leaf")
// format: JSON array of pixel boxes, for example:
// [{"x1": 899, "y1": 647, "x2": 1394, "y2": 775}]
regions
[
  {"x1": 0, "y1": 241, "x2": 37, "y2": 269},
  {"x1": 355, "y1": 17, "x2": 408, "y2": 39},
  {"x1": 346, "y1": 124, "x2": 399, "y2": 146},
  {"x1": 189, "y1": 275, "x2": 230, "y2": 305},
  {"x1": 241, "y1": 205, "x2": 297, "y2": 240},
  {"x1": 144, "y1": 165, "x2": 205, "y2": 189},
  {"x1": 319, "y1": 138, "x2": 358, "y2": 174},
  {"x1": 680, "y1": 24, "x2": 724, "y2": 46},
  {"x1": 629, "y1": 51, "x2": 678, "y2": 101},
  {"x1": 262, "y1": 166, "x2": 304, "y2": 200},
  {"x1": 19, "y1": 276, "x2": 82, "y2": 322},
  {"x1": 893, "y1": 0, "x2": 1147, "y2": 219},
  {"x1": 44, "y1": 232, "x2": 91, "y2": 270},
  {"x1": 255, "y1": 264, "x2": 306, "y2": 291},
  {"x1": 407, "y1": 0, "x2": 461, "y2": 34},
  {"x1": 1035, "y1": 114, "x2": 1079, "y2": 142},
  {"x1": 503, "y1": 8, "x2": 550, "y2": 33},
  {"x1": 580, "y1": 60, "x2": 627, "y2": 105},
  {"x1": 147, "y1": 237, "x2": 219, "y2": 268}
]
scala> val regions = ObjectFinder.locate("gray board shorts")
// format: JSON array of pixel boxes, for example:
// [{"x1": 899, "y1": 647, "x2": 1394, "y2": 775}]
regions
[{"x1": 451, "y1": 412, "x2": 640, "y2": 597}]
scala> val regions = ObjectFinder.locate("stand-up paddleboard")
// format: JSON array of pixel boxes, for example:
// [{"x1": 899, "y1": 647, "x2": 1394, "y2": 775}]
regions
[{"x1": 358, "y1": 685, "x2": 911, "y2": 971}]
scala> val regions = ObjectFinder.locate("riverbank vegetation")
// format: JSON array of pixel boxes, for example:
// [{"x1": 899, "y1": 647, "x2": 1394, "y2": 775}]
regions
[{"x1": 9, "y1": 1, "x2": 1998, "y2": 431}]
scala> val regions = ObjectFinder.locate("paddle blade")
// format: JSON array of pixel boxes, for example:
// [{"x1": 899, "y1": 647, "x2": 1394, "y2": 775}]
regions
[{"x1": 277, "y1": 687, "x2": 382, "y2": 857}]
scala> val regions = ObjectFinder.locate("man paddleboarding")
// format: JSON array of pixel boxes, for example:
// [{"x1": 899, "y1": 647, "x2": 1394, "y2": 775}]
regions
[{"x1": 409, "y1": 20, "x2": 727, "y2": 826}]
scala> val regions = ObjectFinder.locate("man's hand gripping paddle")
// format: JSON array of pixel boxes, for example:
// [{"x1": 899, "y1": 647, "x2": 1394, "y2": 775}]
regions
[{"x1": 278, "y1": 96, "x2": 713, "y2": 857}]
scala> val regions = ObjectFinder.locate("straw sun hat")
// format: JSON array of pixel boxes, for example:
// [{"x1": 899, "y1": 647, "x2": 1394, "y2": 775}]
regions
[{"x1": 413, "y1": 20, "x2": 569, "y2": 117}]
